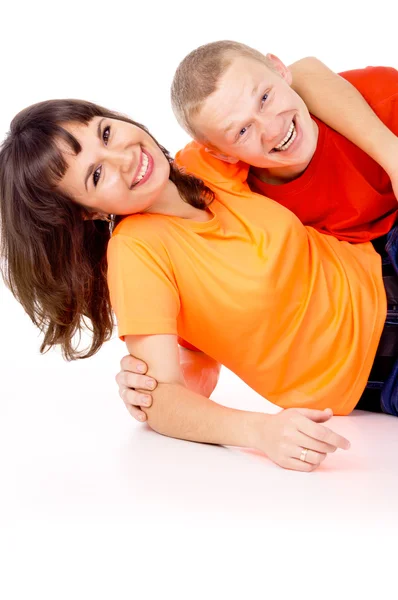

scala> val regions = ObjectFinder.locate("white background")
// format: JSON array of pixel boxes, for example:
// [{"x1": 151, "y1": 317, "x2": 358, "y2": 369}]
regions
[{"x1": 1, "y1": 1, "x2": 398, "y2": 598}]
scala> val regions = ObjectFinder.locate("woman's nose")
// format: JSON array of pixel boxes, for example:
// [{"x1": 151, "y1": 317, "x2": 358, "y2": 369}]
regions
[{"x1": 108, "y1": 149, "x2": 132, "y2": 172}]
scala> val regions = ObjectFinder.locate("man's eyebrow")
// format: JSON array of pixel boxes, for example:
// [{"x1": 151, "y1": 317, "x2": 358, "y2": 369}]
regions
[
  {"x1": 251, "y1": 82, "x2": 261, "y2": 97},
  {"x1": 223, "y1": 83, "x2": 263, "y2": 136},
  {"x1": 223, "y1": 121, "x2": 237, "y2": 135},
  {"x1": 84, "y1": 118, "x2": 105, "y2": 190}
]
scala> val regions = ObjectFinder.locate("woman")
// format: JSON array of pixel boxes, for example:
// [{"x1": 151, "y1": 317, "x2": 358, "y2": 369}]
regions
[{"x1": 0, "y1": 97, "x2": 394, "y2": 472}]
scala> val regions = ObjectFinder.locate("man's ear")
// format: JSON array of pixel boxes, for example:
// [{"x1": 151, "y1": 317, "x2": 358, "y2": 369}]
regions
[
  {"x1": 204, "y1": 147, "x2": 240, "y2": 164},
  {"x1": 265, "y1": 53, "x2": 293, "y2": 85}
]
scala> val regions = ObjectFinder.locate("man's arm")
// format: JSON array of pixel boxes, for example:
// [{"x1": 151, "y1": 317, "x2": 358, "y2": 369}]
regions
[
  {"x1": 289, "y1": 57, "x2": 398, "y2": 189},
  {"x1": 178, "y1": 345, "x2": 221, "y2": 397},
  {"x1": 115, "y1": 333, "x2": 350, "y2": 472}
]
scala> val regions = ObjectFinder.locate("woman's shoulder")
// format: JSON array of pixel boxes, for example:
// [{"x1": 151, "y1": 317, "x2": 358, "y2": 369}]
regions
[
  {"x1": 112, "y1": 212, "x2": 171, "y2": 241},
  {"x1": 108, "y1": 213, "x2": 174, "y2": 265}
]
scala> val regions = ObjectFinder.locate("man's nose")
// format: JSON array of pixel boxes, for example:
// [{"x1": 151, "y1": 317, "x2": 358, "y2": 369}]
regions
[{"x1": 258, "y1": 117, "x2": 284, "y2": 147}]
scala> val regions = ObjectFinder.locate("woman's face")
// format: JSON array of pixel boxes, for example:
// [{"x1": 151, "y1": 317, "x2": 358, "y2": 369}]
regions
[{"x1": 59, "y1": 116, "x2": 171, "y2": 217}]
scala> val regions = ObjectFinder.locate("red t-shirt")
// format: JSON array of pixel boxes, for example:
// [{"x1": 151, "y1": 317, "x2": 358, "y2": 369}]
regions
[{"x1": 248, "y1": 66, "x2": 398, "y2": 243}]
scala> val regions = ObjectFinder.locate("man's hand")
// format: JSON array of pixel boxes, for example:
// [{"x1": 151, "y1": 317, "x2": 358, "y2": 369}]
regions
[
  {"x1": 251, "y1": 407, "x2": 351, "y2": 472},
  {"x1": 116, "y1": 355, "x2": 157, "y2": 422}
]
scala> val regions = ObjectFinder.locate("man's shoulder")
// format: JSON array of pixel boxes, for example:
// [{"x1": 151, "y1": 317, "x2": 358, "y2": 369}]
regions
[{"x1": 339, "y1": 66, "x2": 398, "y2": 106}]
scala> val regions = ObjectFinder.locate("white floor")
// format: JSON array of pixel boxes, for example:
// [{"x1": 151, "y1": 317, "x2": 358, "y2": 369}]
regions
[{"x1": 1, "y1": 284, "x2": 398, "y2": 599}]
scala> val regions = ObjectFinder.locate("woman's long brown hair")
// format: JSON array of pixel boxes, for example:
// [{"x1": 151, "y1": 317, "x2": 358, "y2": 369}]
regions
[{"x1": 0, "y1": 99, "x2": 214, "y2": 360}]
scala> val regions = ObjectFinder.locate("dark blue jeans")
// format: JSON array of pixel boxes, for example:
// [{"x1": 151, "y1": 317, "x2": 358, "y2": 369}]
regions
[
  {"x1": 380, "y1": 226, "x2": 398, "y2": 415},
  {"x1": 359, "y1": 225, "x2": 398, "y2": 415}
]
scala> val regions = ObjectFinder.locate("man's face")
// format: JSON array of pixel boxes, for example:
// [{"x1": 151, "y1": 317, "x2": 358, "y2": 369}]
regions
[{"x1": 193, "y1": 55, "x2": 318, "y2": 180}]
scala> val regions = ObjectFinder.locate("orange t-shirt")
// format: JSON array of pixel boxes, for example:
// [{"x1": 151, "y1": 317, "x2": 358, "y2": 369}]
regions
[
  {"x1": 247, "y1": 66, "x2": 398, "y2": 243},
  {"x1": 107, "y1": 145, "x2": 386, "y2": 415}
]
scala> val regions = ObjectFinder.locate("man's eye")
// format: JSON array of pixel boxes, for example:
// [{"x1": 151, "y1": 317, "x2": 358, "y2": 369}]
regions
[
  {"x1": 93, "y1": 166, "x2": 102, "y2": 187},
  {"x1": 103, "y1": 125, "x2": 110, "y2": 145},
  {"x1": 261, "y1": 93, "x2": 269, "y2": 107}
]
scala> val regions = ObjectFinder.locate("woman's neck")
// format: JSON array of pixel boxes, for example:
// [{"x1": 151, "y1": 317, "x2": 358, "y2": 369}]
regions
[{"x1": 145, "y1": 179, "x2": 211, "y2": 222}]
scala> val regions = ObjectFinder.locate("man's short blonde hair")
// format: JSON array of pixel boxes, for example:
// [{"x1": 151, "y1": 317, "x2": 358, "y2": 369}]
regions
[{"x1": 171, "y1": 40, "x2": 272, "y2": 143}]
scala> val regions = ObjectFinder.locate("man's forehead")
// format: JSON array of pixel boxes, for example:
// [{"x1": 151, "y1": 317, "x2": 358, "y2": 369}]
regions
[
  {"x1": 199, "y1": 75, "x2": 260, "y2": 133},
  {"x1": 208, "y1": 56, "x2": 270, "y2": 103},
  {"x1": 222, "y1": 55, "x2": 271, "y2": 83}
]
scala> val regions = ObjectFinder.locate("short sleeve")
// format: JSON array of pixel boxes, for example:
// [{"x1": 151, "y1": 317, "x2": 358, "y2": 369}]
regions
[
  {"x1": 107, "y1": 233, "x2": 180, "y2": 339},
  {"x1": 340, "y1": 66, "x2": 398, "y2": 110}
]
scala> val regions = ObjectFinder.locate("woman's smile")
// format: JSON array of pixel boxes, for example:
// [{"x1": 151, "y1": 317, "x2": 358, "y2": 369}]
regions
[
  {"x1": 59, "y1": 117, "x2": 173, "y2": 217},
  {"x1": 130, "y1": 148, "x2": 154, "y2": 189}
]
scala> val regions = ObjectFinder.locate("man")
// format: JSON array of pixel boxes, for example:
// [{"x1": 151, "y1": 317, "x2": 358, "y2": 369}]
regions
[
  {"x1": 116, "y1": 43, "x2": 398, "y2": 438},
  {"x1": 171, "y1": 42, "x2": 398, "y2": 243}
]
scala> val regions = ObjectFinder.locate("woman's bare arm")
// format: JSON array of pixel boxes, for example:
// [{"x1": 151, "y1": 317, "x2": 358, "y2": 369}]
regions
[
  {"x1": 124, "y1": 333, "x2": 258, "y2": 447},
  {"x1": 116, "y1": 345, "x2": 221, "y2": 422},
  {"x1": 116, "y1": 333, "x2": 350, "y2": 472}
]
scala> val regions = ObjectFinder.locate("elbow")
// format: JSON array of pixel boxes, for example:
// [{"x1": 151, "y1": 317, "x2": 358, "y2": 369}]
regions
[
  {"x1": 290, "y1": 56, "x2": 325, "y2": 84},
  {"x1": 292, "y1": 56, "x2": 322, "y2": 68}
]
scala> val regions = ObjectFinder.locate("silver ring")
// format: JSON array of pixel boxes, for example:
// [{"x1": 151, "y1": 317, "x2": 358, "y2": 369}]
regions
[{"x1": 299, "y1": 448, "x2": 308, "y2": 462}]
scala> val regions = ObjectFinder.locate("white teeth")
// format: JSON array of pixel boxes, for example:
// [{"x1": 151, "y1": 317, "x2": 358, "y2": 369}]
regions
[
  {"x1": 133, "y1": 152, "x2": 149, "y2": 185},
  {"x1": 273, "y1": 122, "x2": 296, "y2": 151}
]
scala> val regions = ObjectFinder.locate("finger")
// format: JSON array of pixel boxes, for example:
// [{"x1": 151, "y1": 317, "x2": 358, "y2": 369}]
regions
[
  {"x1": 120, "y1": 354, "x2": 148, "y2": 374},
  {"x1": 296, "y1": 407, "x2": 333, "y2": 422},
  {"x1": 284, "y1": 458, "x2": 318, "y2": 472},
  {"x1": 126, "y1": 404, "x2": 147, "y2": 422},
  {"x1": 121, "y1": 387, "x2": 152, "y2": 408},
  {"x1": 122, "y1": 372, "x2": 157, "y2": 392},
  {"x1": 294, "y1": 431, "x2": 338, "y2": 454},
  {"x1": 297, "y1": 417, "x2": 351, "y2": 450},
  {"x1": 293, "y1": 446, "x2": 327, "y2": 466}
]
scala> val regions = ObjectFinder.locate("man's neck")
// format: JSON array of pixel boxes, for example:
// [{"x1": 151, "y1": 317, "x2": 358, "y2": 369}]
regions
[{"x1": 250, "y1": 163, "x2": 307, "y2": 185}]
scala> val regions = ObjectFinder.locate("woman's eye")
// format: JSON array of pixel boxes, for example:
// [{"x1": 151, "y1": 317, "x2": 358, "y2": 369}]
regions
[
  {"x1": 93, "y1": 166, "x2": 102, "y2": 187},
  {"x1": 103, "y1": 125, "x2": 110, "y2": 145},
  {"x1": 261, "y1": 93, "x2": 269, "y2": 107}
]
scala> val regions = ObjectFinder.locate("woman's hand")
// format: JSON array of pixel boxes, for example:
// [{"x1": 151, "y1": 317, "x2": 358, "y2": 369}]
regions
[
  {"x1": 251, "y1": 407, "x2": 351, "y2": 472},
  {"x1": 116, "y1": 354, "x2": 157, "y2": 422},
  {"x1": 116, "y1": 347, "x2": 220, "y2": 422}
]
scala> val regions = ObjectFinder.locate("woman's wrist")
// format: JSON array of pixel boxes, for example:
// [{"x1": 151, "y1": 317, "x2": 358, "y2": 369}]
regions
[{"x1": 240, "y1": 411, "x2": 273, "y2": 449}]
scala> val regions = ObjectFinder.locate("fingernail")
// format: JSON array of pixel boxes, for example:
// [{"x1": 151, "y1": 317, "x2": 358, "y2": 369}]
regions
[
  {"x1": 137, "y1": 364, "x2": 145, "y2": 373},
  {"x1": 146, "y1": 379, "x2": 155, "y2": 389},
  {"x1": 142, "y1": 395, "x2": 151, "y2": 406}
]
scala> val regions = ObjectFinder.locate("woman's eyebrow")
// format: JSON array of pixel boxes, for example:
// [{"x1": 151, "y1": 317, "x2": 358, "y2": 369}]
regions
[{"x1": 84, "y1": 118, "x2": 105, "y2": 190}]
